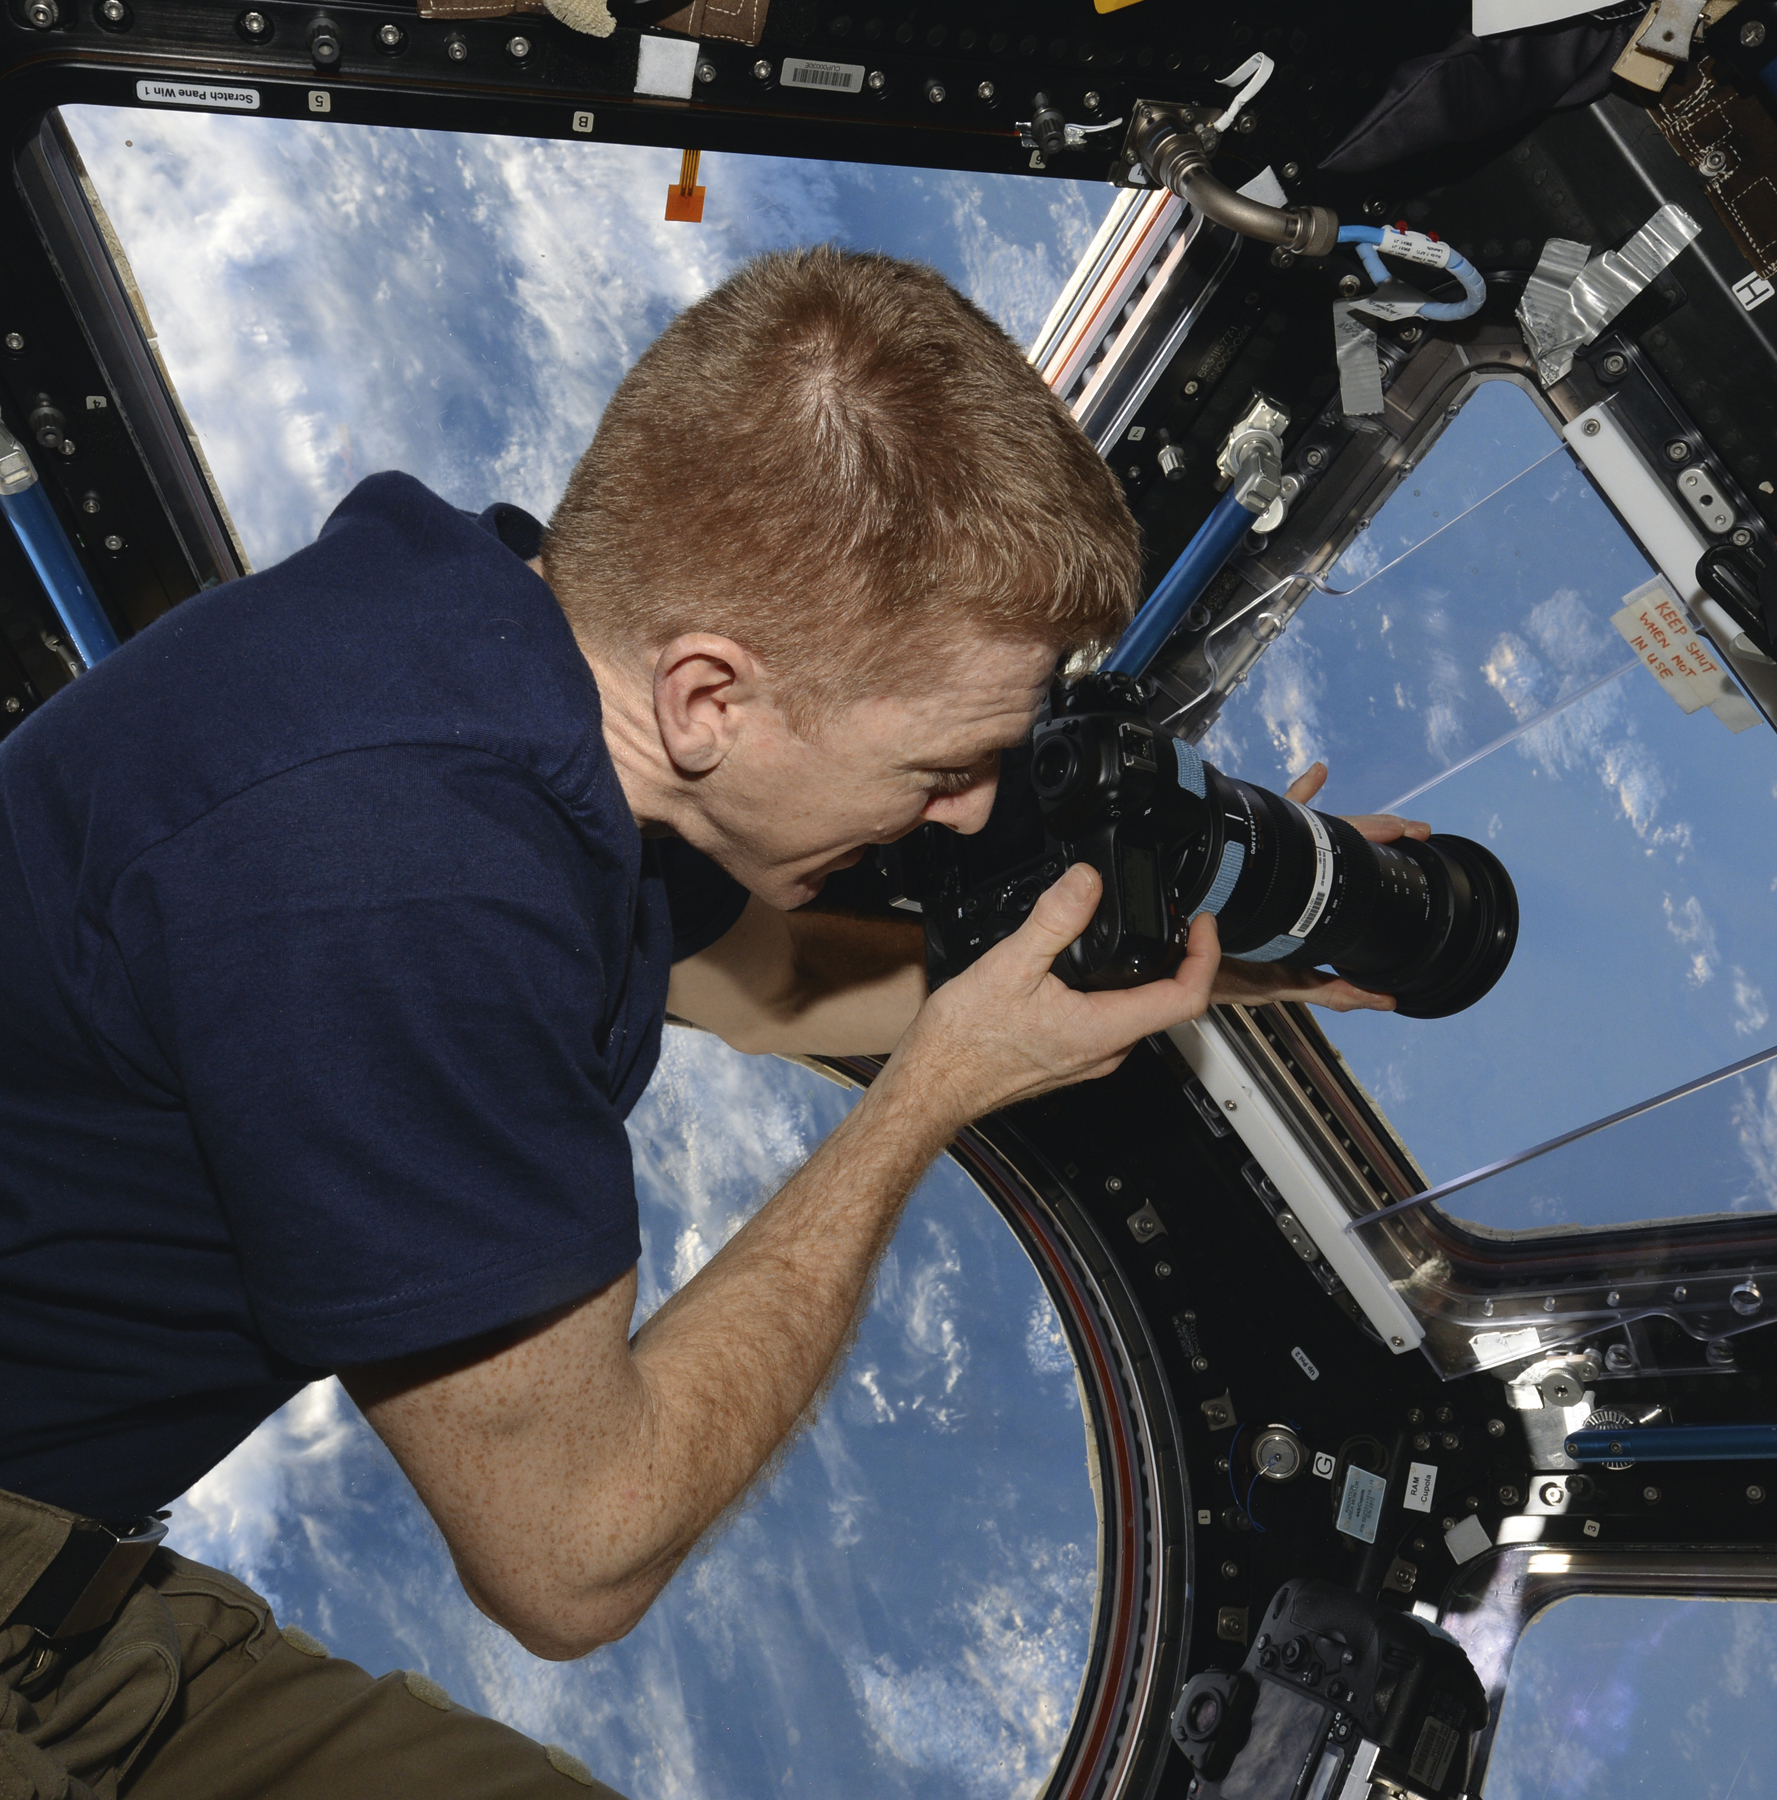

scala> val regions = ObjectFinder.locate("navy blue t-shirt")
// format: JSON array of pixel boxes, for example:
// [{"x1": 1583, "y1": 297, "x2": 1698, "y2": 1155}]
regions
[{"x1": 0, "y1": 474, "x2": 748, "y2": 1521}]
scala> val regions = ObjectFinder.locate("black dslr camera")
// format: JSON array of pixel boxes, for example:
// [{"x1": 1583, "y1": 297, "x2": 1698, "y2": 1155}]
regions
[
  {"x1": 919, "y1": 673, "x2": 1517, "y2": 1018},
  {"x1": 1172, "y1": 1579, "x2": 1488, "y2": 1800}
]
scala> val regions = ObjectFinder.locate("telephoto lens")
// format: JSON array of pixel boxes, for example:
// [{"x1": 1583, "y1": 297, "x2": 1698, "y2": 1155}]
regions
[{"x1": 1029, "y1": 674, "x2": 1518, "y2": 1015}]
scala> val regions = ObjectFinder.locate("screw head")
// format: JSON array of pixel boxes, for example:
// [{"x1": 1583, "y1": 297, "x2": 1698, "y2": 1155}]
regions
[
  {"x1": 1105, "y1": 1176, "x2": 1123, "y2": 1192},
  {"x1": 1644, "y1": 1485, "x2": 1662, "y2": 1503},
  {"x1": 1304, "y1": 446, "x2": 1325, "y2": 467},
  {"x1": 1701, "y1": 148, "x2": 1728, "y2": 177},
  {"x1": 445, "y1": 32, "x2": 468, "y2": 60},
  {"x1": 866, "y1": 68, "x2": 886, "y2": 90},
  {"x1": 1407, "y1": 1406, "x2": 1425, "y2": 1424},
  {"x1": 977, "y1": 79, "x2": 995, "y2": 100},
  {"x1": 1191, "y1": 1354, "x2": 1209, "y2": 1373},
  {"x1": 1154, "y1": 1260, "x2": 1172, "y2": 1278},
  {"x1": 99, "y1": 0, "x2": 128, "y2": 21},
  {"x1": 80, "y1": 493, "x2": 100, "y2": 513},
  {"x1": 1605, "y1": 1344, "x2": 1634, "y2": 1372},
  {"x1": 1498, "y1": 1483, "x2": 1521, "y2": 1506},
  {"x1": 310, "y1": 28, "x2": 341, "y2": 63},
  {"x1": 753, "y1": 58, "x2": 772, "y2": 79},
  {"x1": 1236, "y1": 111, "x2": 1258, "y2": 134},
  {"x1": 925, "y1": 79, "x2": 947, "y2": 103},
  {"x1": 1750, "y1": 1484, "x2": 1767, "y2": 1503},
  {"x1": 1743, "y1": 16, "x2": 1767, "y2": 44},
  {"x1": 1221, "y1": 1560, "x2": 1239, "y2": 1579},
  {"x1": 377, "y1": 22, "x2": 403, "y2": 48},
  {"x1": 1487, "y1": 1418, "x2": 1506, "y2": 1437},
  {"x1": 506, "y1": 34, "x2": 531, "y2": 58},
  {"x1": 23, "y1": 0, "x2": 57, "y2": 27},
  {"x1": 1666, "y1": 439, "x2": 1691, "y2": 463},
  {"x1": 1338, "y1": 273, "x2": 1362, "y2": 298},
  {"x1": 102, "y1": 533, "x2": 123, "y2": 551},
  {"x1": 1583, "y1": 417, "x2": 1603, "y2": 436},
  {"x1": 696, "y1": 58, "x2": 717, "y2": 83},
  {"x1": 2, "y1": 697, "x2": 19, "y2": 714},
  {"x1": 1413, "y1": 1432, "x2": 1431, "y2": 1451},
  {"x1": 239, "y1": 8, "x2": 268, "y2": 35},
  {"x1": 1083, "y1": 89, "x2": 1101, "y2": 110},
  {"x1": 58, "y1": 438, "x2": 76, "y2": 458},
  {"x1": 1709, "y1": 1338, "x2": 1736, "y2": 1364},
  {"x1": 1730, "y1": 525, "x2": 1753, "y2": 546},
  {"x1": 1280, "y1": 160, "x2": 1300, "y2": 180},
  {"x1": 3, "y1": 332, "x2": 22, "y2": 353}
]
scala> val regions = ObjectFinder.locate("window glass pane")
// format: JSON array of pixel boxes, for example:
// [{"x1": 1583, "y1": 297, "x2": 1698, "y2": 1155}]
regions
[
  {"x1": 59, "y1": 107, "x2": 1112, "y2": 568},
  {"x1": 1484, "y1": 1594, "x2": 1777, "y2": 1798},
  {"x1": 167, "y1": 1032, "x2": 1101, "y2": 1800},
  {"x1": 1201, "y1": 379, "x2": 1777, "y2": 1214}
]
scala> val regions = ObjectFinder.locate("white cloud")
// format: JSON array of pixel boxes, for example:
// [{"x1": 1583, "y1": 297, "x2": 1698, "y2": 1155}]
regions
[
  {"x1": 1732, "y1": 969, "x2": 1770, "y2": 1040},
  {"x1": 1254, "y1": 633, "x2": 1326, "y2": 776},
  {"x1": 1664, "y1": 894, "x2": 1719, "y2": 987},
  {"x1": 1733, "y1": 1065, "x2": 1777, "y2": 1210},
  {"x1": 1023, "y1": 1298, "x2": 1072, "y2": 1379}
]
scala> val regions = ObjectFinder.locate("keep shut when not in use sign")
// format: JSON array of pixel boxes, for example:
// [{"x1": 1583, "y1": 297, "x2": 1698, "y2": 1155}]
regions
[{"x1": 1611, "y1": 577, "x2": 1759, "y2": 733}]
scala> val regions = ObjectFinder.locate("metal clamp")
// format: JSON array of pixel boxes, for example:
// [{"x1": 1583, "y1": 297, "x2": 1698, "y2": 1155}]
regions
[
  {"x1": 7, "y1": 1514, "x2": 168, "y2": 1640},
  {"x1": 1216, "y1": 393, "x2": 1291, "y2": 515}
]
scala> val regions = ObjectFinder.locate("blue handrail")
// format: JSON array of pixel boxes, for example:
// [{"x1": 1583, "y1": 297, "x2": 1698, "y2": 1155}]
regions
[
  {"x1": 1102, "y1": 487, "x2": 1254, "y2": 679},
  {"x1": 0, "y1": 426, "x2": 121, "y2": 671}
]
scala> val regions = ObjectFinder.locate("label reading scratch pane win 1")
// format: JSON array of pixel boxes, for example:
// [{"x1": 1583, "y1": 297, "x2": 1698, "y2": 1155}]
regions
[
  {"x1": 1336, "y1": 1465, "x2": 1386, "y2": 1543},
  {"x1": 136, "y1": 79, "x2": 260, "y2": 110},
  {"x1": 781, "y1": 58, "x2": 865, "y2": 93}
]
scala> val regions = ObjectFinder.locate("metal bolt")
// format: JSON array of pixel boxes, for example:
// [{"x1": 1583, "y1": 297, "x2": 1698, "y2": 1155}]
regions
[
  {"x1": 1732, "y1": 526, "x2": 1755, "y2": 547},
  {"x1": 1440, "y1": 1515, "x2": 1456, "y2": 1531},
  {"x1": 1751, "y1": 1484, "x2": 1767, "y2": 1503},
  {"x1": 1106, "y1": 1176, "x2": 1123, "y2": 1193},
  {"x1": 1391, "y1": 1335, "x2": 1405, "y2": 1348},
  {"x1": 753, "y1": 58, "x2": 772, "y2": 79},
  {"x1": 1732, "y1": 1279, "x2": 1763, "y2": 1315},
  {"x1": 1601, "y1": 351, "x2": 1627, "y2": 377},
  {"x1": 1543, "y1": 1296, "x2": 1556, "y2": 1312},
  {"x1": 102, "y1": 534, "x2": 123, "y2": 551},
  {"x1": 1644, "y1": 1485, "x2": 1662, "y2": 1504},
  {"x1": 1700, "y1": 148, "x2": 1728, "y2": 177},
  {"x1": 99, "y1": 0, "x2": 127, "y2": 20},
  {"x1": 1280, "y1": 160, "x2": 1300, "y2": 180},
  {"x1": 445, "y1": 32, "x2": 467, "y2": 60},
  {"x1": 1666, "y1": 439, "x2": 1690, "y2": 463},
  {"x1": 1413, "y1": 1432, "x2": 1431, "y2": 1451},
  {"x1": 1338, "y1": 273, "x2": 1362, "y2": 298},
  {"x1": 1674, "y1": 1285, "x2": 1687, "y2": 1301},
  {"x1": 1155, "y1": 1260, "x2": 1172, "y2": 1278},
  {"x1": 80, "y1": 493, "x2": 100, "y2": 514},
  {"x1": 1487, "y1": 1418, "x2": 1506, "y2": 1438},
  {"x1": 23, "y1": 0, "x2": 57, "y2": 26},
  {"x1": 924, "y1": 78, "x2": 947, "y2": 104},
  {"x1": 1221, "y1": 1560, "x2": 1239, "y2": 1579},
  {"x1": 1709, "y1": 1338, "x2": 1735, "y2": 1364},
  {"x1": 1192, "y1": 1354, "x2": 1209, "y2": 1373},
  {"x1": 976, "y1": 80, "x2": 995, "y2": 100},
  {"x1": 309, "y1": 19, "x2": 341, "y2": 62},
  {"x1": 1439, "y1": 1431, "x2": 1459, "y2": 1450},
  {"x1": 866, "y1": 68, "x2": 886, "y2": 90},
  {"x1": 1158, "y1": 444, "x2": 1188, "y2": 482},
  {"x1": 1215, "y1": 1454, "x2": 1230, "y2": 1472},
  {"x1": 1498, "y1": 1484, "x2": 1521, "y2": 1507},
  {"x1": 3, "y1": 332, "x2": 22, "y2": 353},
  {"x1": 1237, "y1": 111, "x2": 1257, "y2": 134},
  {"x1": 1224, "y1": 1099, "x2": 1237, "y2": 1112},
  {"x1": 1304, "y1": 446, "x2": 1325, "y2": 468},
  {"x1": 1583, "y1": 418, "x2": 1602, "y2": 436},
  {"x1": 696, "y1": 58, "x2": 717, "y2": 83},
  {"x1": 1541, "y1": 1482, "x2": 1564, "y2": 1505},
  {"x1": 1181, "y1": 1310, "x2": 1197, "y2": 1322},
  {"x1": 1743, "y1": 17, "x2": 1767, "y2": 44},
  {"x1": 240, "y1": 8, "x2": 268, "y2": 35},
  {"x1": 1407, "y1": 1407, "x2": 1425, "y2": 1424},
  {"x1": 377, "y1": 22, "x2": 403, "y2": 49},
  {"x1": 1605, "y1": 1344, "x2": 1634, "y2": 1373},
  {"x1": 58, "y1": 438, "x2": 76, "y2": 458},
  {"x1": 1083, "y1": 89, "x2": 1101, "y2": 110},
  {"x1": 1435, "y1": 1405, "x2": 1454, "y2": 1423},
  {"x1": 1182, "y1": 379, "x2": 1201, "y2": 397},
  {"x1": 506, "y1": 34, "x2": 531, "y2": 58},
  {"x1": 1607, "y1": 1290, "x2": 1620, "y2": 1306},
  {"x1": 2, "y1": 697, "x2": 19, "y2": 714}
]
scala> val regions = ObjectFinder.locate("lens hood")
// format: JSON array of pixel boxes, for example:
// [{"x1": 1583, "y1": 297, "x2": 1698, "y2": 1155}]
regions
[{"x1": 1371, "y1": 834, "x2": 1519, "y2": 1020}]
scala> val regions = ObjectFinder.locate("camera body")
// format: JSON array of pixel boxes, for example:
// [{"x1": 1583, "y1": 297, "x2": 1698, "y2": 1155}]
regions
[
  {"x1": 916, "y1": 674, "x2": 1517, "y2": 1018},
  {"x1": 1171, "y1": 1579, "x2": 1487, "y2": 1800}
]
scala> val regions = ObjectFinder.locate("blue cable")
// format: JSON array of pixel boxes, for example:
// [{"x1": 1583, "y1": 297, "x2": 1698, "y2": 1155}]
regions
[
  {"x1": 1103, "y1": 487, "x2": 1254, "y2": 679},
  {"x1": 0, "y1": 478, "x2": 121, "y2": 669},
  {"x1": 1337, "y1": 223, "x2": 1486, "y2": 322}
]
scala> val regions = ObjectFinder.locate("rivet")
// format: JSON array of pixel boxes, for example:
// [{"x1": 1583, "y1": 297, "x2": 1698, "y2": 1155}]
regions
[
  {"x1": 753, "y1": 57, "x2": 772, "y2": 79},
  {"x1": 506, "y1": 34, "x2": 531, "y2": 58}
]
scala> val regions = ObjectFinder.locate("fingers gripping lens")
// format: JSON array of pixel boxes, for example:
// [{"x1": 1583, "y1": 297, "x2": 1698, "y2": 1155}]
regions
[{"x1": 1029, "y1": 675, "x2": 1518, "y2": 1015}]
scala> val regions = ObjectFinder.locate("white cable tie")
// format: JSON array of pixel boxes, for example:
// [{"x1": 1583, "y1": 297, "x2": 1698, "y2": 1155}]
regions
[{"x1": 1211, "y1": 52, "x2": 1275, "y2": 133}]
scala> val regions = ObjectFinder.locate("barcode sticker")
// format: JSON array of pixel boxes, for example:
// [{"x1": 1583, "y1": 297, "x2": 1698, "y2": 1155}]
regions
[
  {"x1": 782, "y1": 58, "x2": 865, "y2": 93},
  {"x1": 1286, "y1": 803, "x2": 1335, "y2": 939}
]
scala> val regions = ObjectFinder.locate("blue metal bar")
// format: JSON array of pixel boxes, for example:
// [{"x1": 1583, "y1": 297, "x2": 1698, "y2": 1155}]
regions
[
  {"x1": 1567, "y1": 1424, "x2": 1777, "y2": 1464},
  {"x1": 0, "y1": 425, "x2": 121, "y2": 671},
  {"x1": 1102, "y1": 487, "x2": 1254, "y2": 679}
]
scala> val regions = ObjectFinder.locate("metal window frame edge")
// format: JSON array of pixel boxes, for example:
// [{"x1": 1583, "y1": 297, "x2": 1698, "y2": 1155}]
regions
[{"x1": 1168, "y1": 1015, "x2": 1425, "y2": 1352}]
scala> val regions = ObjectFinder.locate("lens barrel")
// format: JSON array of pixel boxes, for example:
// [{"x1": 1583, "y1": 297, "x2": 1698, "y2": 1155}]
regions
[{"x1": 1029, "y1": 680, "x2": 1518, "y2": 1016}]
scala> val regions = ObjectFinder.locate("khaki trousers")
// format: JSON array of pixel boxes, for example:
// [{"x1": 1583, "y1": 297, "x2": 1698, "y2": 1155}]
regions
[{"x1": 0, "y1": 1487, "x2": 625, "y2": 1800}]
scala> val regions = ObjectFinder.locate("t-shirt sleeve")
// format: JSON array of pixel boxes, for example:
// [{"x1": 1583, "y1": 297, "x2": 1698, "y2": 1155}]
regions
[
  {"x1": 103, "y1": 747, "x2": 645, "y2": 1369},
  {"x1": 655, "y1": 836, "x2": 750, "y2": 961}
]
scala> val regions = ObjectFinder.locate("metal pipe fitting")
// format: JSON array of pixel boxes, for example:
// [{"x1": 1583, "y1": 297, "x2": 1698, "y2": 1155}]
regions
[{"x1": 1126, "y1": 106, "x2": 1338, "y2": 257}]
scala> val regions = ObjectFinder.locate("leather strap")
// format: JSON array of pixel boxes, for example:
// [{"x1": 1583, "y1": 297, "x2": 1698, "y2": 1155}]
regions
[{"x1": 655, "y1": 0, "x2": 769, "y2": 44}]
